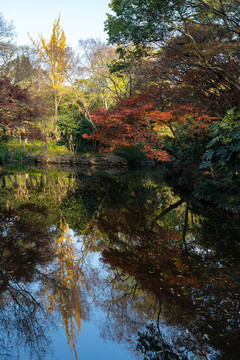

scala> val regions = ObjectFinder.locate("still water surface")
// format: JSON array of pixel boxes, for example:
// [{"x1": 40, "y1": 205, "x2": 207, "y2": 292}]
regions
[{"x1": 0, "y1": 166, "x2": 239, "y2": 360}]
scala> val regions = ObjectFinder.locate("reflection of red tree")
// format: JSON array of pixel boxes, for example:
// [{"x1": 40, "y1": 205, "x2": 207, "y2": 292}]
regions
[
  {"x1": 0, "y1": 209, "x2": 54, "y2": 286},
  {"x1": 95, "y1": 205, "x2": 240, "y2": 358},
  {"x1": 94, "y1": 205, "x2": 238, "y2": 305},
  {"x1": 102, "y1": 234, "x2": 201, "y2": 299},
  {"x1": 91, "y1": 207, "x2": 201, "y2": 298}
]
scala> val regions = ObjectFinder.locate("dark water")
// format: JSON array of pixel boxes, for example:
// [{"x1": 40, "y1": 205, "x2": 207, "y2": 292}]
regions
[{"x1": 0, "y1": 166, "x2": 239, "y2": 360}]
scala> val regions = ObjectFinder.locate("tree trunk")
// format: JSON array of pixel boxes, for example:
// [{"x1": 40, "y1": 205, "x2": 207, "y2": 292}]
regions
[{"x1": 54, "y1": 94, "x2": 58, "y2": 117}]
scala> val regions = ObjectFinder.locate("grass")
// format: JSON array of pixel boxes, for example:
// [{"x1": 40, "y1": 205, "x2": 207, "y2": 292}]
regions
[
  {"x1": 0, "y1": 139, "x2": 72, "y2": 163},
  {"x1": 47, "y1": 141, "x2": 71, "y2": 156}
]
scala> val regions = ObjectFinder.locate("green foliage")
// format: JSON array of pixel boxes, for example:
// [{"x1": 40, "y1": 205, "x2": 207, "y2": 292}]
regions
[
  {"x1": 164, "y1": 122, "x2": 207, "y2": 165},
  {"x1": 109, "y1": 45, "x2": 151, "y2": 74},
  {"x1": 105, "y1": 0, "x2": 239, "y2": 46},
  {"x1": 0, "y1": 144, "x2": 8, "y2": 164},
  {"x1": 57, "y1": 96, "x2": 94, "y2": 153},
  {"x1": 115, "y1": 145, "x2": 149, "y2": 163},
  {"x1": 58, "y1": 114, "x2": 94, "y2": 152},
  {"x1": 0, "y1": 138, "x2": 72, "y2": 161},
  {"x1": 12, "y1": 149, "x2": 27, "y2": 162},
  {"x1": 76, "y1": 118, "x2": 94, "y2": 152},
  {"x1": 58, "y1": 114, "x2": 78, "y2": 136},
  {"x1": 23, "y1": 140, "x2": 45, "y2": 155},
  {"x1": 0, "y1": 141, "x2": 28, "y2": 163},
  {"x1": 105, "y1": 0, "x2": 175, "y2": 45},
  {"x1": 200, "y1": 108, "x2": 240, "y2": 178},
  {"x1": 46, "y1": 141, "x2": 70, "y2": 156}
]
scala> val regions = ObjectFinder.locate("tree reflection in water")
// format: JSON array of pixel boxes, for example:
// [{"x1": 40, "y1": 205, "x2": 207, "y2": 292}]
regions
[
  {"x1": 0, "y1": 167, "x2": 239, "y2": 359},
  {"x1": 86, "y1": 177, "x2": 240, "y2": 360},
  {"x1": 0, "y1": 207, "x2": 55, "y2": 359},
  {"x1": 0, "y1": 170, "x2": 90, "y2": 359},
  {"x1": 42, "y1": 218, "x2": 88, "y2": 359},
  {"x1": 136, "y1": 323, "x2": 187, "y2": 360}
]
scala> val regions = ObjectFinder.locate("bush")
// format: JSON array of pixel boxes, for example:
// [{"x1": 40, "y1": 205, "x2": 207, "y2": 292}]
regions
[
  {"x1": 0, "y1": 144, "x2": 8, "y2": 164},
  {"x1": 164, "y1": 121, "x2": 208, "y2": 165},
  {"x1": 57, "y1": 114, "x2": 94, "y2": 152},
  {"x1": 12, "y1": 149, "x2": 27, "y2": 162},
  {"x1": 200, "y1": 107, "x2": 240, "y2": 178},
  {"x1": 115, "y1": 145, "x2": 149, "y2": 163}
]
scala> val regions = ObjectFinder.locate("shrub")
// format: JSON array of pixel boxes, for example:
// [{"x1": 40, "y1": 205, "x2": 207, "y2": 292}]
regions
[
  {"x1": 0, "y1": 144, "x2": 8, "y2": 164},
  {"x1": 200, "y1": 108, "x2": 240, "y2": 178},
  {"x1": 164, "y1": 121, "x2": 208, "y2": 166},
  {"x1": 115, "y1": 145, "x2": 149, "y2": 163}
]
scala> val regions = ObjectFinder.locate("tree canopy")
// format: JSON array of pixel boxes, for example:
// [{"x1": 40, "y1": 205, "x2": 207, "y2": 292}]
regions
[{"x1": 105, "y1": 0, "x2": 240, "y2": 45}]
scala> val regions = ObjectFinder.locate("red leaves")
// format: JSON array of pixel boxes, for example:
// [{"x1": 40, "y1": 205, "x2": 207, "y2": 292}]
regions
[
  {"x1": 83, "y1": 94, "x2": 170, "y2": 161},
  {"x1": 155, "y1": 104, "x2": 216, "y2": 134},
  {"x1": 0, "y1": 76, "x2": 44, "y2": 134},
  {"x1": 83, "y1": 89, "x2": 215, "y2": 161}
]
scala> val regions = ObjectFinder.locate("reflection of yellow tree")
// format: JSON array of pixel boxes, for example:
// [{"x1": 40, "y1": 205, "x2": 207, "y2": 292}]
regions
[
  {"x1": 43, "y1": 219, "x2": 86, "y2": 359},
  {"x1": 2, "y1": 171, "x2": 77, "y2": 211},
  {"x1": 14, "y1": 173, "x2": 30, "y2": 201}
]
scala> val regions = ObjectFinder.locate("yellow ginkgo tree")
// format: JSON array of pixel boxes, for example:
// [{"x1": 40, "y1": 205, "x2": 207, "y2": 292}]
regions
[{"x1": 29, "y1": 15, "x2": 73, "y2": 118}]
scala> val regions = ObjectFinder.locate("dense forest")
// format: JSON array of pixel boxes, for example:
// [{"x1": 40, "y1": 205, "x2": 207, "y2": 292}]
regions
[{"x1": 0, "y1": 0, "x2": 239, "y2": 208}]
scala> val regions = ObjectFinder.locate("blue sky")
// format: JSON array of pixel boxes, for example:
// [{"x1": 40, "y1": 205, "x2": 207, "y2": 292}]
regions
[{"x1": 1, "y1": 0, "x2": 111, "y2": 48}]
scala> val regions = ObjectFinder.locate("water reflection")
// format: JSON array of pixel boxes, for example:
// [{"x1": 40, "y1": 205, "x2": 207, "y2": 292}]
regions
[{"x1": 0, "y1": 167, "x2": 239, "y2": 359}]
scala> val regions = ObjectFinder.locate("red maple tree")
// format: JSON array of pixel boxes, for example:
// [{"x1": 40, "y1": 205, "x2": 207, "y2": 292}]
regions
[
  {"x1": 0, "y1": 76, "x2": 43, "y2": 137},
  {"x1": 83, "y1": 94, "x2": 172, "y2": 161}
]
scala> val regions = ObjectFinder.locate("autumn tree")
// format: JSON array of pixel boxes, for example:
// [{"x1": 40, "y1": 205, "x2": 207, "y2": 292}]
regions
[
  {"x1": 76, "y1": 39, "x2": 119, "y2": 109},
  {"x1": 64, "y1": 39, "x2": 138, "y2": 134},
  {"x1": 29, "y1": 16, "x2": 73, "y2": 117},
  {"x1": 84, "y1": 94, "x2": 171, "y2": 161},
  {"x1": 59, "y1": 40, "x2": 151, "y2": 152},
  {"x1": 105, "y1": 0, "x2": 240, "y2": 94},
  {"x1": 0, "y1": 76, "x2": 43, "y2": 138},
  {"x1": 83, "y1": 77, "x2": 215, "y2": 162},
  {"x1": 100, "y1": 1, "x2": 240, "y2": 165},
  {"x1": 105, "y1": 0, "x2": 240, "y2": 114},
  {"x1": 76, "y1": 40, "x2": 152, "y2": 106}
]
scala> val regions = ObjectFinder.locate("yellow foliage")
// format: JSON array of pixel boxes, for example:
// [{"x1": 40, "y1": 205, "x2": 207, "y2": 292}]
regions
[
  {"x1": 42, "y1": 218, "x2": 87, "y2": 359},
  {"x1": 38, "y1": 16, "x2": 72, "y2": 90},
  {"x1": 29, "y1": 15, "x2": 73, "y2": 116}
]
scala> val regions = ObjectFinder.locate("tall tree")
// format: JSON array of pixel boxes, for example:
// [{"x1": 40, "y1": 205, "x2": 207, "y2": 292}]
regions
[
  {"x1": 105, "y1": 0, "x2": 240, "y2": 93},
  {"x1": 0, "y1": 12, "x2": 16, "y2": 72},
  {"x1": 3, "y1": 46, "x2": 38, "y2": 87},
  {"x1": 76, "y1": 39, "x2": 148, "y2": 105},
  {"x1": 29, "y1": 16, "x2": 73, "y2": 117}
]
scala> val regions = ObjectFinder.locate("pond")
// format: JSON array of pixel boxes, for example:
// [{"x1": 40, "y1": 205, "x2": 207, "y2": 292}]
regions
[{"x1": 0, "y1": 165, "x2": 239, "y2": 360}]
